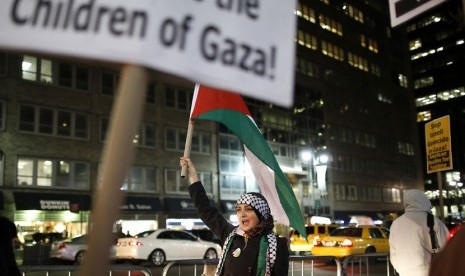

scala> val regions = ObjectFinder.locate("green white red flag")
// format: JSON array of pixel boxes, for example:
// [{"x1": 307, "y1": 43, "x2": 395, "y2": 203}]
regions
[{"x1": 190, "y1": 84, "x2": 306, "y2": 237}]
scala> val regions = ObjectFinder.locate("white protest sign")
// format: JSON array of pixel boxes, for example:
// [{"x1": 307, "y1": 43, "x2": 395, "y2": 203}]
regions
[{"x1": 0, "y1": 0, "x2": 297, "y2": 107}]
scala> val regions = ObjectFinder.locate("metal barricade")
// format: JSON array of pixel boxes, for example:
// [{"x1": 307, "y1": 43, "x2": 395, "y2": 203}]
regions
[
  {"x1": 19, "y1": 264, "x2": 153, "y2": 276},
  {"x1": 161, "y1": 253, "x2": 392, "y2": 276},
  {"x1": 340, "y1": 253, "x2": 392, "y2": 276},
  {"x1": 161, "y1": 259, "x2": 218, "y2": 276},
  {"x1": 289, "y1": 255, "x2": 343, "y2": 276}
]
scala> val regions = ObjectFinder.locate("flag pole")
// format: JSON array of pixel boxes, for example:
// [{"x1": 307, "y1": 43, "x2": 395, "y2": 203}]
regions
[
  {"x1": 181, "y1": 119, "x2": 195, "y2": 178},
  {"x1": 78, "y1": 64, "x2": 147, "y2": 276}
]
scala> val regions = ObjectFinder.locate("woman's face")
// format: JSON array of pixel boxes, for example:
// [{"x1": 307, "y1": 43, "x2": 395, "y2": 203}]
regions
[{"x1": 236, "y1": 204, "x2": 260, "y2": 232}]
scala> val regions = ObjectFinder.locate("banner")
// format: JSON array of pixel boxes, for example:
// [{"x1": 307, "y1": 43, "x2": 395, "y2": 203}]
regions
[{"x1": 0, "y1": 0, "x2": 297, "y2": 107}]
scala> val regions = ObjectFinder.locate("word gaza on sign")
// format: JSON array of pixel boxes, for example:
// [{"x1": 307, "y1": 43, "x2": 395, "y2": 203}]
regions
[{"x1": 0, "y1": 0, "x2": 297, "y2": 107}]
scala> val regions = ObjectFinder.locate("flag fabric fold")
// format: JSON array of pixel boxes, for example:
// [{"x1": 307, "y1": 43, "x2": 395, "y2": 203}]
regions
[{"x1": 190, "y1": 84, "x2": 306, "y2": 237}]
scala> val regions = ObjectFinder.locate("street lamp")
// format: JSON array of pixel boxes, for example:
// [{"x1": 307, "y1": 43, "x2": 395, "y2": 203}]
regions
[
  {"x1": 300, "y1": 149, "x2": 330, "y2": 216},
  {"x1": 300, "y1": 150, "x2": 321, "y2": 215}
]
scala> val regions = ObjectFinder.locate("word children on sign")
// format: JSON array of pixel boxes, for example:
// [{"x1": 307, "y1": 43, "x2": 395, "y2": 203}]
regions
[{"x1": 0, "y1": 0, "x2": 297, "y2": 107}]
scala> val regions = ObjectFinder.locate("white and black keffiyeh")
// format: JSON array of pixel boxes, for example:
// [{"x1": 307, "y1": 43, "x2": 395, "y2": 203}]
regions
[
  {"x1": 237, "y1": 193, "x2": 271, "y2": 220},
  {"x1": 215, "y1": 227, "x2": 277, "y2": 276}
]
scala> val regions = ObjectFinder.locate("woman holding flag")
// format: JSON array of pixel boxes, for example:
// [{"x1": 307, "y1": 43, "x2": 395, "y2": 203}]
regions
[{"x1": 180, "y1": 157, "x2": 289, "y2": 276}]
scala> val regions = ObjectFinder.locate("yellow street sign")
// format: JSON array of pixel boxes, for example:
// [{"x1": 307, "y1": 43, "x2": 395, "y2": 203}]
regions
[{"x1": 425, "y1": 115, "x2": 452, "y2": 174}]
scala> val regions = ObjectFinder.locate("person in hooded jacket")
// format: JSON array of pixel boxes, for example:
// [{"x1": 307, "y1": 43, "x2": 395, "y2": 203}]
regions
[
  {"x1": 389, "y1": 189, "x2": 448, "y2": 276},
  {"x1": 180, "y1": 157, "x2": 289, "y2": 276}
]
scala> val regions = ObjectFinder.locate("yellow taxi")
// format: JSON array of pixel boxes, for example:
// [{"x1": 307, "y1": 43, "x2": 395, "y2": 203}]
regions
[
  {"x1": 311, "y1": 225, "x2": 390, "y2": 258},
  {"x1": 289, "y1": 216, "x2": 338, "y2": 255},
  {"x1": 289, "y1": 224, "x2": 339, "y2": 255}
]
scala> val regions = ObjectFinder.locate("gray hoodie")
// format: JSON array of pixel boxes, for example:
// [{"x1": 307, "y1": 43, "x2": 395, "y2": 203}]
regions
[{"x1": 389, "y1": 189, "x2": 448, "y2": 276}]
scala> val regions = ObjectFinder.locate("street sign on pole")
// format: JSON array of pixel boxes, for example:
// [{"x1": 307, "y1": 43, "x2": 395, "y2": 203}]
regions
[{"x1": 425, "y1": 115, "x2": 452, "y2": 174}]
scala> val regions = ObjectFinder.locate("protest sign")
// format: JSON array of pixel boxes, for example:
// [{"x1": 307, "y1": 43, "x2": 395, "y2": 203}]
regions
[{"x1": 0, "y1": 0, "x2": 297, "y2": 107}]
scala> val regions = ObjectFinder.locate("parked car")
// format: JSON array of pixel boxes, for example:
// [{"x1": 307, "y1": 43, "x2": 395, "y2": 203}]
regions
[
  {"x1": 116, "y1": 229, "x2": 222, "y2": 266},
  {"x1": 49, "y1": 235, "x2": 88, "y2": 265},
  {"x1": 49, "y1": 234, "x2": 117, "y2": 265},
  {"x1": 188, "y1": 229, "x2": 221, "y2": 245},
  {"x1": 289, "y1": 224, "x2": 339, "y2": 255},
  {"x1": 311, "y1": 225, "x2": 390, "y2": 261}
]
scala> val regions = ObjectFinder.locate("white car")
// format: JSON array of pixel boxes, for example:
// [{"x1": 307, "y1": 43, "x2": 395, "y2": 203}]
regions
[
  {"x1": 116, "y1": 229, "x2": 222, "y2": 266},
  {"x1": 49, "y1": 234, "x2": 117, "y2": 265},
  {"x1": 49, "y1": 235, "x2": 88, "y2": 264}
]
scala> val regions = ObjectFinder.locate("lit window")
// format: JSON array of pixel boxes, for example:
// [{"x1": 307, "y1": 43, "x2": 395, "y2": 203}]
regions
[{"x1": 17, "y1": 157, "x2": 90, "y2": 189}]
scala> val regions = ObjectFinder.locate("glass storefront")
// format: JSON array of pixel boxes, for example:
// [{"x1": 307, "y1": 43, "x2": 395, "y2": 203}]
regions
[{"x1": 14, "y1": 210, "x2": 90, "y2": 243}]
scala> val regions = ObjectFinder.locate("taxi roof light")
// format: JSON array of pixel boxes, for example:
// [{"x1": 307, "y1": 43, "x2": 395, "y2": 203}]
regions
[{"x1": 310, "y1": 216, "x2": 332, "y2": 225}]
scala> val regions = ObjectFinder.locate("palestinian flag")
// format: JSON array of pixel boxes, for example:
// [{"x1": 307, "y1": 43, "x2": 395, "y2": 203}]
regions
[{"x1": 190, "y1": 84, "x2": 306, "y2": 237}]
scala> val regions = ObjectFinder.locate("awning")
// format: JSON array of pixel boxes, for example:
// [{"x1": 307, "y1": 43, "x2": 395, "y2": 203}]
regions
[
  {"x1": 14, "y1": 192, "x2": 91, "y2": 211},
  {"x1": 164, "y1": 197, "x2": 215, "y2": 215},
  {"x1": 121, "y1": 196, "x2": 162, "y2": 212}
]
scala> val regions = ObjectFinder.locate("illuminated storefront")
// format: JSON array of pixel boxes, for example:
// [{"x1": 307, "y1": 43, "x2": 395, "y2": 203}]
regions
[{"x1": 13, "y1": 192, "x2": 91, "y2": 243}]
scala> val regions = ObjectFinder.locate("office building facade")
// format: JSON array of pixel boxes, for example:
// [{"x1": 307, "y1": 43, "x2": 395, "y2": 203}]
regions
[{"x1": 406, "y1": 0, "x2": 465, "y2": 221}]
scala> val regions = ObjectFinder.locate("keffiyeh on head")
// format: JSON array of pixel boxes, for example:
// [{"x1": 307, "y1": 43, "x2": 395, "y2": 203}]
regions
[{"x1": 237, "y1": 192, "x2": 271, "y2": 221}]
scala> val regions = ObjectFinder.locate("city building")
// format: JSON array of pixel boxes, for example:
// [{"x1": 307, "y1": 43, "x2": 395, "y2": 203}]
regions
[
  {"x1": 405, "y1": 0, "x2": 465, "y2": 221},
  {"x1": 0, "y1": 0, "x2": 423, "y2": 241}
]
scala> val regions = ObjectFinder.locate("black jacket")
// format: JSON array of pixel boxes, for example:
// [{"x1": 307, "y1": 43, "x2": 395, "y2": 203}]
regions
[
  {"x1": 189, "y1": 181, "x2": 289, "y2": 276},
  {"x1": 0, "y1": 216, "x2": 21, "y2": 276}
]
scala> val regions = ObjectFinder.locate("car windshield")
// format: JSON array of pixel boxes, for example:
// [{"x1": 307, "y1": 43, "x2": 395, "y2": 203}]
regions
[
  {"x1": 331, "y1": 228, "x2": 362, "y2": 237},
  {"x1": 135, "y1": 230, "x2": 155, "y2": 238},
  {"x1": 292, "y1": 227, "x2": 315, "y2": 237},
  {"x1": 70, "y1": 235, "x2": 87, "y2": 243}
]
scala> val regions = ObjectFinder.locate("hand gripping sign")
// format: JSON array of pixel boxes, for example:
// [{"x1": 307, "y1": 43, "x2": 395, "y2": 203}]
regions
[{"x1": 0, "y1": 1, "x2": 297, "y2": 275}]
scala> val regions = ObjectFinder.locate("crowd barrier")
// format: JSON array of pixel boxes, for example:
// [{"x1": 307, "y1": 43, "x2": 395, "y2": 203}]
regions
[
  {"x1": 17, "y1": 253, "x2": 393, "y2": 276},
  {"x1": 161, "y1": 253, "x2": 394, "y2": 276},
  {"x1": 19, "y1": 264, "x2": 153, "y2": 276}
]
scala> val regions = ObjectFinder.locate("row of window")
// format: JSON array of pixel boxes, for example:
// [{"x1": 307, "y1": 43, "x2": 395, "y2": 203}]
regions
[
  {"x1": 296, "y1": 30, "x2": 318, "y2": 50},
  {"x1": 22, "y1": 56, "x2": 89, "y2": 91},
  {"x1": 347, "y1": 52, "x2": 369, "y2": 72},
  {"x1": 342, "y1": 4, "x2": 364, "y2": 23},
  {"x1": 414, "y1": 76, "x2": 434, "y2": 89},
  {"x1": 16, "y1": 103, "x2": 211, "y2": 153},
  {"x1": 334, "y1": 184, "x2": 401, "y2": 203},
  {"x1": 415, "y1": 86, "x2": 465, "y2": 107},
  {"x1": 296, "y1": 46, "x2": 381, "y2": 78},
  {"x1": 360, "y1": 35, "x2": 379, "y2": 53},
  {"x1": 20, "y1": 105, "x2": 89, "y2": 139},
  {"x1": 322, "y1": 40, "x2": 345, "y2": 61},
  {"x1": 21, "y1": 56, "x2": 192, "y2": 109},
  {"x1": 334, "y1": 128, "x2": 377, "y2": 149},
  {"x1": 332, "y1": 154, "x2": 417, "y2": 179},
  {"x1": 16, "y1": 157, "x2": 213, "y2": 194},
  {"x1": 319, "y1": 14, "x2": 343, "y2": 36},
  {"x1": 296, "y1": 3, "x2": 379, "y2": 54}
]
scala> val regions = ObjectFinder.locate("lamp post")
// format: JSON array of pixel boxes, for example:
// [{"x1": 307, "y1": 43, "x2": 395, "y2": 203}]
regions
[
  {"x1": 301, "y1": 150, "x2": 329, "y2": 217},
  {"x1": 300, "y1": 150, "x2": 316, "y2": 216}
]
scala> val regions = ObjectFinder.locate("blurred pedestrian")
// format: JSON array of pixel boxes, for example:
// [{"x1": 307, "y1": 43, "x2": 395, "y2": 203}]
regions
[
  {"x1": 180, "y1": 157, "x2": 289, "y2": 276},
  {"x1": 389, "y1": 189, "x2": 448, "y2": 276},
  {"x1": 0, "y1": 216, "x2": 21, "y2": 276}
]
